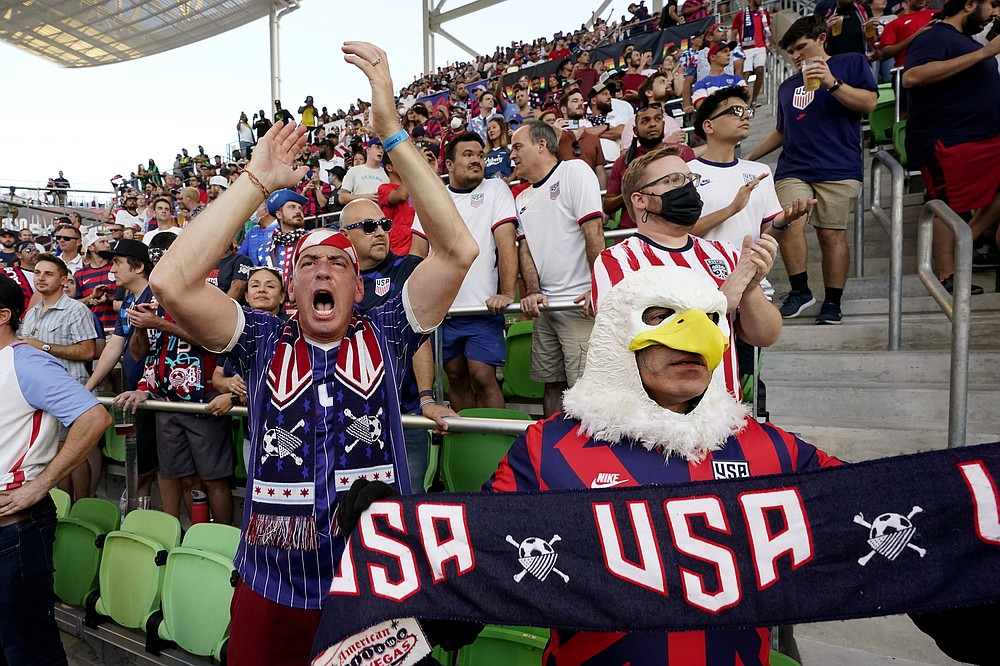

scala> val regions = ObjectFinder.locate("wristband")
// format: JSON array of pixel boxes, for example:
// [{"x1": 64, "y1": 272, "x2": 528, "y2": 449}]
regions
[
  {"x1": 419, "y1": 398, "x2": 436, "y2": 409},
  {"x1": 230, "y1": 392, "x2": 242, "y2": 406},
  {"x1": 418, "y1": 390, "x2": 436, "y2": 399},
  {"x1": 383, "y1": 130, "x2": 409, "y2": 152}
]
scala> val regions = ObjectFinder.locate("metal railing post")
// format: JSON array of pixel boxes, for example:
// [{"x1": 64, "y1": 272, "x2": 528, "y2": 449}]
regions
[
  {"x1": 854, "y1": 180, "x2": 865, "y2": 278},
  {"x1": 869, "y1": 151, "x2": 905, "y2": 350},
  {"x1": 915, "y1": 201, "x2": 971, "y2": 448}
]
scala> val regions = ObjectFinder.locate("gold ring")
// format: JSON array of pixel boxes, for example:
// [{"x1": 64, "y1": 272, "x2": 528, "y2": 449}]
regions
[{"x1": 371, "y1": 57, "x2": 382, "y2": 66}]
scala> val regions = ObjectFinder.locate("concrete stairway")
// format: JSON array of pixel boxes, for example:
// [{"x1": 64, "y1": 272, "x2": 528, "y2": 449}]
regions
[{"x1": 746, "y1": 105, "x2": 999, "y2": 664}]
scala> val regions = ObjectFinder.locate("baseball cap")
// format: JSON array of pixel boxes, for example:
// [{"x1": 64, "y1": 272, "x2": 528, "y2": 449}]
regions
[
  {"x1": 14, "y1": 241, "x2": 36, "y2": 253},
  {"x1": 0, "y1": 228, "x2": 16, "y2": 236},
  {"x1": 98, "y1": 238, "x2": 150, "y2": 263},
  {"x1": 266, "y1": 188, "x2": 308, "y2": 216},
  {"x1": 708, "y1": 41, "x2": 738, "y2": 59},
  {"x1": 0, "y1": 274, "x2": 26, "y2": 321},
  {"x1": 587, "y1": 82, "x2": 609, "y2": 99},
  {"x1": 507, "y1": 114, "x2": 524, "y2": 128},
  {"x1": 291, "y1": 229, "x2": 358, "y2": 272},
  {"x1": 209, "y1": 175, "x2": 229, "y2": 189}
]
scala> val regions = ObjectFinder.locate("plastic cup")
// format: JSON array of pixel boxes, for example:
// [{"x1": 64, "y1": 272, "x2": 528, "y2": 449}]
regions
[
  {"x1": 112, "y1": 404, "x2": 134, "y2": 437},
  {"x1": 831, "y1": 15, "x2": 844, "y2": 36},
  {"x1": 803, "y1": 56, "x2": 824, "y2": 92},
  {"x1": 865, "y1": 21, "x2": 877, "y2": 39}
]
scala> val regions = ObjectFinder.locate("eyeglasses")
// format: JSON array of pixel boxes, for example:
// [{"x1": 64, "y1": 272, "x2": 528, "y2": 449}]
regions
[
  {"x1": 638, "y1": 172, "x2": 702, "y2": 191},
  {"x1": 571, "y1": 139, "x2": 582, "y2": 157},
  {"x1": 709, "y1": 105, "x2": 755, "y2": 121},
  {"x1": 342, "y1": 218, "x2": 393, "y2": 234},
  {"x1": 55, "y1": 235, "x2": 80, "y2": 242}
]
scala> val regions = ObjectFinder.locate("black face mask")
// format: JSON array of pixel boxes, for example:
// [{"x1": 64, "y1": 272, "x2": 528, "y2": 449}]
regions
[{"x1": 649, "y1": 181, "x2": 703, "y2": 227}]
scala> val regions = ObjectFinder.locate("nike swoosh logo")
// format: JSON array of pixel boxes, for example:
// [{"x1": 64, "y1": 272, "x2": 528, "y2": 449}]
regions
[{"x1": 590, "y1": 479, "x2": 629, "y2": 489}]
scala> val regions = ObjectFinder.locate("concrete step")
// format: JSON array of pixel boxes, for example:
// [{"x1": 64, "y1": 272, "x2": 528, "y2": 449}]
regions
[
  {"x1": 772, "y1": 419, "x2": 1000, "y2": 461},
  {"x1": 762, "y1": 349, "x2": 1000, "y2": 385},
  {"x1": 796, "y1": 615, "x2": 964, "y2": 665},
  {"x1": 771, "y1": 310, "x2": 1000, "y2": 351},
  {"x1": 766, "y1": 383, "x2": 1000, "y2": 432},
  {"x1": 841, "y1": 292, "x2": 1000, "y2": 316}
]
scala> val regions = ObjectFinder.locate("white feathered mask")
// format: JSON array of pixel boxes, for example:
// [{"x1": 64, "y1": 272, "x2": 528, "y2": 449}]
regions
[{"x1": 563, "y1": 265, "x2": 748, "y2": 462}]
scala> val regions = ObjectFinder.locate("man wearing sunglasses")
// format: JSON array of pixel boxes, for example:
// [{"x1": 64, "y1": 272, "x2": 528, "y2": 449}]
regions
[
  {"x1": 411, "y1": 132, "x2": 518, "y2": 414},
  {"x1": 52, "y1": 224, "x2": 84, "y2": 275},
  {"x1": 149, "y1": 42, "x2": 479, "y2": 664},
  {"x1": 592, "y1": 147, "x2": 782, "y2": 398}
]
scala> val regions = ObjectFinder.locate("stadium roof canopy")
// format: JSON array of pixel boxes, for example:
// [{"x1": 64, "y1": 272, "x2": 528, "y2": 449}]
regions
[{"x1": 0, "y1": 0, "x2": 282, "y2": 68}]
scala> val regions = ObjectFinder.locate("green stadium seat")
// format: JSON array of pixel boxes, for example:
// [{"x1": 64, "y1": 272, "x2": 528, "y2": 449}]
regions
[
  {"x1": 501, "y1": 321, "x2": 545, "y2": 401},
  {"x1": 151, "y1": 523, "x2": 241, "y2": 659},
  {"x1": 893, "y1": 120, "x2": 908, "y2": 168},
  {"x1": 49, "y1": 487, "x2": 71, "y2": 518},
  {"x1": 53, "y1": 497, "x2": 121, "y2": 606},
  {"x1": 102, "y1": 423, "x2": 125, "y2": 463},
  {"x1": 441, "y1": 408, "x2": 532, "y2": 492},
  {"x1": 769, "y1": 650, "x2": 802, "y2": 666},
  {"x1": 93, "y1": 509, "x2": 181, "y2": 630},
  {"x1": 456, "y1": 625, "x2": 548, "y2": 666}
]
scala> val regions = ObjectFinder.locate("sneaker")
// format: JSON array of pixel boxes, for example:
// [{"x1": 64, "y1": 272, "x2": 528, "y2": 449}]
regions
[
  {"x1": 940, "y1": 275, "x2": 985, "y2": 295},
  {"x1": 779, "y1": 290, "x2": 816, "y2": 318},
  {"x1": 815, "y1": 302, "x2": 843, "y2": 325},
  {"x1": 972, "y1": 250, "x2": 1000, "y2": 270}
]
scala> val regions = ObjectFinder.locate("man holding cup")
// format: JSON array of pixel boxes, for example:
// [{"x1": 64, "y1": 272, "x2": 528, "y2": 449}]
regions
[{"x1": 746, "y1": 15, "x2": 876, "y2": 325}]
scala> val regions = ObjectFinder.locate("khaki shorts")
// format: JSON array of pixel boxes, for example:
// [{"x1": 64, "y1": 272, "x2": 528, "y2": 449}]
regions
[
  {"x1": 775, "y1": 178, "x2": 862, "y2": 230},
  {"x1": 530, "y1": 310, "x2": 593, "y2": 387}
]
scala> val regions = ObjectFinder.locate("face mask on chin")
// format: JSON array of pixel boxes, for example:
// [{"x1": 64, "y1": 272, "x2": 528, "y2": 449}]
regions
[{"x1": 647, "y1": 181, "x2": 704, "y2": 227}]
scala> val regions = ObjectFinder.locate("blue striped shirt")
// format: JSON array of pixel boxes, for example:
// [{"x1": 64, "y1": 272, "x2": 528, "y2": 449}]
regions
[{"x1": 223, "y1": 290, "x2": 424, "y2": 609}]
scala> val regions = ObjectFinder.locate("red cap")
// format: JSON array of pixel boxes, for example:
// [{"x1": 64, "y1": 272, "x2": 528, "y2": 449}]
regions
[{"x1": 291, "y1": 229, "x2": 358, "y2": 272}]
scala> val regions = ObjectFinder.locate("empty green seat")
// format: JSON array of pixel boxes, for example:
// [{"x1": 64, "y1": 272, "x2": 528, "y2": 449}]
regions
[
  {"x1": 770, "y1": 650, "x2": 802, "y2": 666},
  {"x1": 103, "y1": 423, "x2": 125, "y2": 462},
  {"x1": 893, "y1": 119, "x2": 908, "y2": 168},
  {"x1": 441, "y1": 408, "x2": 532, "y2": 492},
  {"x1": 152, "y1": 523, "x2": 241, "y2": 659},
  {"x1": 53, "y1": 497, "x2": 121, "y2": 606},
  {"x1": 456, "y1": 625, "x2": 548, "y2": 666},
  {"x1": 501, "y1": 321, "x2": 545, "y2": 401},
  {"x1": 93, "y1": 509, "x2": 181, "y2": 629},
  {"x1": 49, "y1": 487, "x2": 71, "y2": 518}
]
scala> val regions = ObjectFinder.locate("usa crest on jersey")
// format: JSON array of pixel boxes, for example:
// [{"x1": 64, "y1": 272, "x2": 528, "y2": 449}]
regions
[
  {"x1": 471, "y1": 193, "x2": 484, "y2": 208},
  {"x1": 550, "y1": 181, "x2": 561, "y2": 200},
  {"x1": 792, "y1": 86, "x2": 814, "y2": 111},
  {"x1": 374, "y1": 277, "x2": 390, "y2": 298}
]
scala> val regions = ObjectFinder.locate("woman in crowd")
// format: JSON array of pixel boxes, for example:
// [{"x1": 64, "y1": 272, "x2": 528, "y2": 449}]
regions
[{"x1": 484, "y1": 117, "x2": 513, "y2": 183}]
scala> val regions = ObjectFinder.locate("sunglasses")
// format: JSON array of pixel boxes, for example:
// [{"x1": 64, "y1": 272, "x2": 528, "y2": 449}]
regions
[
  {"x1": 709, "y1": 104, "x2": 755, "y2": 121},
  {"x1": 572, "y1": 139, "x2": 582, "y2": 157},
  {"x1": 638, "y1": 102, "x2": 664, "y2": 112},
  {"x1": 55, "y1": 235, "x2": 80, "y2": 241},
  {"x1": 342, "y1": 218, "x2": 393, "y2": 234}
]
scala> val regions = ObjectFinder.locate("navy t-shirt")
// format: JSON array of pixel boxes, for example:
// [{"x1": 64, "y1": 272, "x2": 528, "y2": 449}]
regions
[
  {"x1": 775, "y1": 52, "x2": 876, "y2": 182},
  {"x1": 358, "y1": 252, "x2": 423, "y2": 413},
  {"x1": 904, "y1": 22, "x2": 1000, "y2": 168},
  {"x1": 484, "y1": 147, "x2": 512, "y2": 180},
  {"x1": 113, "y1": 285, "x2": 154, "y2": 390}
]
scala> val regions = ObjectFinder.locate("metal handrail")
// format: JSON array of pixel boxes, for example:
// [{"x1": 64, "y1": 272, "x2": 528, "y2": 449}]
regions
[
  {"x1": 914, "y1": 200, "x2": 971, "y2": 448},
  {"x1": 868, "y1": 150, "x2": 905, "y2": 350}
]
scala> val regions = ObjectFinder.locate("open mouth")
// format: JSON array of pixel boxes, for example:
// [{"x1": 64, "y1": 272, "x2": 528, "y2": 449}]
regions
[{"x1": 313, "y1": 290, "x2": 335, "y2": 315}]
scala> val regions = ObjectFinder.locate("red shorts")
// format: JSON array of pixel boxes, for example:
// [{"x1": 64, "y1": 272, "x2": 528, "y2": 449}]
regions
[
  {"x1": 920, "y1": 135, "x2": 1000, "y2": 214},
  {"x1": 228, "y1": 580, "x2": 323, "y2": 666}
]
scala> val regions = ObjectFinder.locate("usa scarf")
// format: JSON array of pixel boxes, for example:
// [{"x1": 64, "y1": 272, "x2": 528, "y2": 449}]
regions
[
  {"x1": 245, "y1": 312, "x2": 395, "y2": 550},
  {"x1": 740, "y1": 7, "x2": 771, "y2": 47}
]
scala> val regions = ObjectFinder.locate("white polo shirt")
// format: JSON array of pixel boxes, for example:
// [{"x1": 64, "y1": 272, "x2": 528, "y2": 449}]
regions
[
  {"x1": 516, "y1": 160, "x2": 603, "y2": 301},
  {"x1": 412, "y1": 178, "x2": 517, "y2": 309}
]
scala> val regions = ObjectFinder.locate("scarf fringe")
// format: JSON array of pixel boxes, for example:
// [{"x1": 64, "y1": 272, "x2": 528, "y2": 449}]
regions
[{"x1": 246, "y1": 512, "x2": 319, "y2": 551}]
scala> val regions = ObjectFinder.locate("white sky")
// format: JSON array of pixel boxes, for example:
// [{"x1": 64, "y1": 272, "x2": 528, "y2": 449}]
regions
[{"x1": 0, "y1": 0, "x2": 635, "y2": 194}]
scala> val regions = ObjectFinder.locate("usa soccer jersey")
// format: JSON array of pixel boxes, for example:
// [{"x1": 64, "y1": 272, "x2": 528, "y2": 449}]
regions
[{"x1": 485, "y1": 413, "x2": 843, "y2": 665}]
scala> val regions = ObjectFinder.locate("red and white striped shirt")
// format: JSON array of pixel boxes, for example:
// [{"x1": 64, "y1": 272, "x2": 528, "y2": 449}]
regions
[{"x1": 591, "y1": 233, "x2": 742, "y2": 396}]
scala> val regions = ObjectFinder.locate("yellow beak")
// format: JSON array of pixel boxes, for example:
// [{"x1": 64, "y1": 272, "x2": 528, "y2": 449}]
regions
[{"x1": 628, "y1": 310, "x2": 729, "y2": 372}]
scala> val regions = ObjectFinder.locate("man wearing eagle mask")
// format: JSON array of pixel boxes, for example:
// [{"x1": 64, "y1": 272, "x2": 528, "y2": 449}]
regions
[{"x1": 485, "y1": 264, "x2": 843, "y2": 664}]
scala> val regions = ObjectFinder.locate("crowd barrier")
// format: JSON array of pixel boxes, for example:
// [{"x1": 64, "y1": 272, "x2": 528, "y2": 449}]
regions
[{"x1": 868, "y1": 150, "x2": 905, "y2": 350}]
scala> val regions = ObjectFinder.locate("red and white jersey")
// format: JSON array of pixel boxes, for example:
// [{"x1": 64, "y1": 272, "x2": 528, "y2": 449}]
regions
[
  {"x1": 516, "y1": 160, "x2": 603, "y2": 301},
  {"x1": 592, "y1": 234, "x2": 742, "y2": 395},
  {"x1": 412, "y1": 178, "x2": 517, "y2": 309},
  {"x1": 0, "y1": 342, "x2": 99, "y2": 490}
]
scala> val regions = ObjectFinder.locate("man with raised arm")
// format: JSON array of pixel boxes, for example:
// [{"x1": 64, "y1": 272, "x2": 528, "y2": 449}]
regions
[{"x1": 149, "y1": 42, "x2": 479, "y2": 666}]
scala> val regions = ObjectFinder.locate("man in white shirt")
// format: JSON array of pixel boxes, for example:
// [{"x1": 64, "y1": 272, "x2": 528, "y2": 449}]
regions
[
  {"x1": 339, "y1": 139, "x2": 389, "y2": 204},
  {"x1": 143, "y1": 197, "x2": 182, "y2": 246},
  {"x1": 113, "y1": 194, "x2": 143, "y2": 230},
  {"x1": 582, "y1": 83, "x2": 633, "y2": 164},
  {"x1": 511, "y1": 121, "x2": 605, "y2": 416},
  {"x1": 411, "y1": 132, "x2": 518, "y2": 411}
]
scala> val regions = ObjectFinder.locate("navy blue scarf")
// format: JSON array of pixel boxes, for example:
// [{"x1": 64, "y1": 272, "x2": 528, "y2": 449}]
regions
[{"x1": 313, "y1": 441, "x2": 1000, "y2": 662}]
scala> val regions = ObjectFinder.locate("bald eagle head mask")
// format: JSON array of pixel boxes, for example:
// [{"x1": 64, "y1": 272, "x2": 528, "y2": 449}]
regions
[{"x1": 563, "y1": 266, "x2": 748, "y2": 462}]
